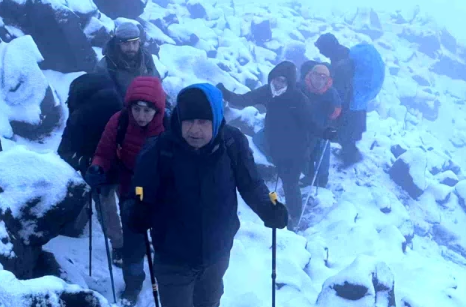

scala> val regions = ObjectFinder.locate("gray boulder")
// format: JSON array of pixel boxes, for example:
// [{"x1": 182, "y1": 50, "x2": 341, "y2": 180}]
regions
[{"x1": 389, "y1": 148, "x2": 428, "y2": 199}]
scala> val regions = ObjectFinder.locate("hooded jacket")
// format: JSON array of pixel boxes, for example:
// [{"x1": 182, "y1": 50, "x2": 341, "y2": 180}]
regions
[
  {"x1": 221, "y1": 61, "x2": 323, "y2": 164},
  {"x1": 92, "y1": 76, "x2": 166, "y2": 197},
  {"x1": 126, "y1": 83, "x2": 278, "y2": 266},
  {"x1": 58, "y1": 73, "x2": 123, "y2": 176},
  {"x1": 95, "y1": 37, "x2": 161, "y2": 98}
]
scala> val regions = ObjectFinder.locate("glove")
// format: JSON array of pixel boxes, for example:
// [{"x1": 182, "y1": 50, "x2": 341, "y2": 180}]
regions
[
  {"x1": 85, "y1": 165, "x2": 106, "y2": 188},
  {"x1": 216, "y1": 83, "x2": 231, "y2": 101},
  {"x1": 264, "y1": 201, "x2": 289, "y2": 229},
  {"x1": 322, "y1": 126, "x2": 338, "y2": 142}
]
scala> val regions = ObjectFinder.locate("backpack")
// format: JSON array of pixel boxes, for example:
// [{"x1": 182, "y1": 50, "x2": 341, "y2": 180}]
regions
[{"x1": 349, "y1": 43, "x2": 385, "y2": 111}]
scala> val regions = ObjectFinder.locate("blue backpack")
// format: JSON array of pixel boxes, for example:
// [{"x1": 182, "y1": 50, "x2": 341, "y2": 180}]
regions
[{"x1": 349, "y1": 43, "x2": 385, "y2": 111}]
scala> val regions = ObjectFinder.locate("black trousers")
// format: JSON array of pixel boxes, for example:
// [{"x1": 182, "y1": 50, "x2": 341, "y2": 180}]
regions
[{"x1": 153, "y1": 255, "x2": 230, "y2": 307}]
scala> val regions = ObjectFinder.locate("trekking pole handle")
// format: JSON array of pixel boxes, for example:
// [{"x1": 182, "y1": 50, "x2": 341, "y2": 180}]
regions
[{"x1": 269, "y1": 192, "x2": 278, "y2": 205}]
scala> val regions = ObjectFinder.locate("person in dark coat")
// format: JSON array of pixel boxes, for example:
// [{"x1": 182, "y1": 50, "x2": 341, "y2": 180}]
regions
[
  {"x1": 298, "y1": 61, "x2": 342, "y2": 187},
  {"x1": 315, "y1": 33, "x2": 367, "y2": 165},
  {"x1": 85, "y1": 76, "x2": 166, "y2": 307},
  {"x1": 57, "y1": 73, "x2": 124, "y2": 250},
  {"x1": 124, "y1": 83, "x2": 289, "y2": 307},
  {"x1": 217, "y1": 61, "x2": 336, "y2": 229},
  {"x1": 95, "y1": 22, "x2": 161, "y2": 98}
]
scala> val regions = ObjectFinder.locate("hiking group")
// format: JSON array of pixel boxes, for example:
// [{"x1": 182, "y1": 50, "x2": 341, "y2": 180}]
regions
[{"x1": 57, "y1": 22, "x2": 384, "y2": 307}]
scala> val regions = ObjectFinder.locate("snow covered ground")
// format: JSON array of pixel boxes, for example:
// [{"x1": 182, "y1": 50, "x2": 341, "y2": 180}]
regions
[{"x1": 1, "y1": 0, "x2": 466, "y2": 307}]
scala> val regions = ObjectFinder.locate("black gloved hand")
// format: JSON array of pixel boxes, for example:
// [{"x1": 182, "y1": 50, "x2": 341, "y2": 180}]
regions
[
  {"x1": 322, "y1": 126, "x2": 338, "y2": 142},
  {"x1": 264, "y1": 201, "x2": 289, "y2": 229},
  {"x1": 216, "y1": 83, "x2": 230, "y2": 101},
  {"x1": 85, "y1": 165, "x2": 106, "y2": 188}
]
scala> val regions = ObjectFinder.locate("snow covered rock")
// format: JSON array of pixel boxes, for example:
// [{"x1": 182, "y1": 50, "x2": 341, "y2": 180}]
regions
[
  {"x1": 400, "y1": 27, "x2": 440, "y2": 58},
  {"x1": 186, "y1": 0, "x2": 207, "y2": 19},
  {"x1": 316, "y1": 255, "x2": 396, "y2": 307},
  {"x1": 431, "y1": 55, "x2": 466, "y2": 82},
  {"x1": 440, "y1": 29, "x2": 457, "y2": 54},
  {"x1": 83, "y1": 15, "x2": 113, "y2": 48},
  {"x1": 389, "y1": 148, "x2": 428, "y2": 199},
  {"x1": 400, "y1": 90, "x2": 440, "y2": 121},
  {"x1": 93, "y1": 0, "x2": 147, "y2": 20},
  {"x1": 0, "y1": 269, "x2": 110, "y2": 307},
  {"x1": 251, "y1": 18, "x2": 272, "y2": 45},
  {"x1": 281, "y1": 41, "x2": 309, "y2": 71},
  {"x1": 390, "y1": 144, "x2": 408, "y2": 159},
  {"x1": 0, "y1": 147, "x2": 87, "y2": 279},
  {"x1": 0, "y1": 36, "x2": 64, "y2": 141},
  {"x1": 455, "y1": 180, "x2": 466, "y2": 209},
  {"x1": 346, "y1": 7, "x2": 383, "y2": 40},
  {"x1": 436, "y1": 171, "x2": 459, "y2": 187},
  {"x1": 0, "y1": 0, "x2": 97, "y2": 73}
]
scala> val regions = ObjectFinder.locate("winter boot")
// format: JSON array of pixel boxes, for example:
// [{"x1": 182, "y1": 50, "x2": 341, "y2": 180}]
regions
[
  {"x1": 112, "y1": 248, "x2": 123, "y2": 268},
  {"x1": 120, "y1": 283, "x2": 142, "y2": 307}
]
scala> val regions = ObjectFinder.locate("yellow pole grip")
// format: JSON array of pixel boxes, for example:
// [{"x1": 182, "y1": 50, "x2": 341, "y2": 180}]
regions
[
  {"x1": 135, "y1": 187, "x2": 144, "y2": 201},
  {"x1": 269, "y1": 192, "x2": 278, "y2": 205}
]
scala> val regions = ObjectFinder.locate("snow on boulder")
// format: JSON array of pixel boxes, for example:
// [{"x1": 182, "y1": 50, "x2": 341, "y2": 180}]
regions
[
  {"x1": 346, "y1": 7, "x2": 383, "y2": 40},
  {"x1": 399, "y1": 26, "x2": 440, "y2": 58},
  {"x1": 186, "y1": 0, "x2": 207, "y2": 19},
  {"x1": 399, "y1": 90, "x2": 440, "y2": 121},
  {"x1": 0, "y1": 269, "x2": 110, "y2": 307},
  {"x1": 316, "y1": 255, "x2": 396, "y2": 307},
  {"x1": 0, "y1": 35, "x2": 63, "y2": 141},
  {"x1": 431, "y1": 55, "x2": 466, "y2": 82},
  {"x1": 389, "y1": 148, "x2": 428, "y2": 199},
  {"x1": 1, "y1": 0, "x2": 97, "y2": 73},
  {"x1": 436, "y1": 171, "x2": 459, "y2": 187},
  {"x1": 251, "y1": 18, "x2": 272, "y2": 45},
  {"x1": 455, "y1": 180, "x2": 466, "y2": 208},
  {"x1": 93, "y1": 0, "x2": 147, "y2": 20},
  {"x1": 281, "y1": 41, "x2": 309, "y2": 71},
  {"x1": 83, "y1": 15, "x2": 113, "y2": 48},
  {"x1": 0, "y1": 147, "x2": 87, "y2": 279}
]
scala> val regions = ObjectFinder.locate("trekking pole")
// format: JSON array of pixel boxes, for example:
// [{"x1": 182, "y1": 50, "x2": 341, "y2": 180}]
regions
[
  {"x1": 88, "y1": 191, "x2": 93, "y2": 277},
  {"x1": 269, "y1": 191, "x2": 278, "y2": 307},
  {"x1": 144, "y1": 231, "x2": 160, "y2": 307},
  {"x1": 94, "y1": 188, "x2": 117, "y2": 304},
  {"x1": 136, "y1": 186, "x2": 160, "y2": 307},
  {"x1": 296, "y1": 140, "x2": 330, "y2": 230}
]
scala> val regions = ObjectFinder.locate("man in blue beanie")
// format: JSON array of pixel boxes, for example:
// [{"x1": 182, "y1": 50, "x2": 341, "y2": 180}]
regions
[{"x1": 122, "y1": 83, "x2": 289, "y2": 307}]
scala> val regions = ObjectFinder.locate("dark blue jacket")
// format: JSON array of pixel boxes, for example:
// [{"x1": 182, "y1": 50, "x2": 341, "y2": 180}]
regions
[{"x1": 126, "y1": 84, "x2": 275, "y2": 266}]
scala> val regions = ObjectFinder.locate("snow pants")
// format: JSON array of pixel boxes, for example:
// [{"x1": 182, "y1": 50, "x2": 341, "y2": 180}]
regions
[
  {"x1": 152, "y1": 254, "x2": 230, "y2": 307},
  {"x1": 120, "y1": 200, "x2": 146, "y2": 289},
  {"x1": 275, "y1": 160, "x2": 304, "y2": 229}
]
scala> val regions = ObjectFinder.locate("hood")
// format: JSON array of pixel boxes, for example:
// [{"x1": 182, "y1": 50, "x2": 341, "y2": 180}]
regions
[
  {"x1": 268, "y1": 61, "x2": 297, "y2": 91},
  {"x1": 315, "y1": 33, "x2": 350, "y2": 62},
  {"x1": 173, "y1": 83, "x2": 224, "y2": 140},
  {"x1": 67, "y1": 73, "x2": 115, "y2": 113},
  {"x1": 124, "y1": 76, "x2": 166, "y2": 109}
]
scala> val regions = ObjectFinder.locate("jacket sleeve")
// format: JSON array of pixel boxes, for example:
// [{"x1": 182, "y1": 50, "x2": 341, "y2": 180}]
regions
[
  {"x1": 91, "y1": 112, "x2": 120, "y2": 172},
  {"x1": 296, "y1": 93, "x2": 326, "y2": 138},
  {"x1": 232, "y1": 129, "x2": 277, "y2": 223},
  {"x1": 224, "y1": 85, "x2": 271, "y2": 109},
  {"x1": 123, "y1": 136, "x2": 161, "y2": 233}
]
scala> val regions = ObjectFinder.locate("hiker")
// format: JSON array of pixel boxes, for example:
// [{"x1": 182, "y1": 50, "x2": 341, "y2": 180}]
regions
[
  {"x1": 124, "y1": 83, "x2": 289, "y2": 307},
  {"x1": 298, "y1": 61, "x2": 342, "y2": 188},
  {"x1": 95, "y1": 22, "x2": 161, "y2": 98},
  {"x1": 217, "y1": 61, "x2": 337, "y2": 229},
  {"x1": 85, "y1": 76, "x2": 166, "y2": 307},
  {"x1": 315, "y1": 33, "x2": 367, "y2": 165},
  {"x1": 57, "y1": 73, "x2": 123, "y2": 246}
]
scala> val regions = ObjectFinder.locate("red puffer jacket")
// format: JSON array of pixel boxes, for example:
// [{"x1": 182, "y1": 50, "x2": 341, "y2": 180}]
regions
[{"x1": 92, "y1": 76, "x2": 166, "y2": 197}]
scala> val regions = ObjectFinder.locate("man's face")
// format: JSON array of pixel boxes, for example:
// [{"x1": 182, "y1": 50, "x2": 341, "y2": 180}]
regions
[
  {"x1": 181, "y1": 119, "x2": 213, "y2": 149},
  {"x1": 307, "y1": 71, "x2": 329, "y2": 91},
  {"x1": 271, "y1": 76, "x2": 287, "y2": 91},
  {"x1": 131, "y1": 104, "x2": 156, "y2": 127},
  {"x1": 119, "y1": 39, "x2": 140, "y2": 59}
]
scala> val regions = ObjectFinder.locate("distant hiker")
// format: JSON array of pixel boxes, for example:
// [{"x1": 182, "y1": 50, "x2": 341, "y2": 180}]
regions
[
  {"x1": 58, "y1": 73, "x2": 123, "y2": 247},
  {"x1": 298, "y1": 61, "x2": 342, "y2": 187},
  {"x1": 124, "y1": 83, "x2": 288, "y2": 307},
  {"x1": 315, "y1": 33, "x2": 367, "y2": 165},
  {"x1": 217, "y1": 61, "x2": 337, "y2": 230},
  {"x1": 95, "y1": 22, "x2": 161, "y2": 98},
  {"x1": 85, "y1": 76, "x2": 166, "y2": 307}
]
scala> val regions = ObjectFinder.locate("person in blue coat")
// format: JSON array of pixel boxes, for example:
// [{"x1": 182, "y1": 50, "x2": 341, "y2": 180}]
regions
[{"x1": 123, "y1": 83, "x2": 289, "y2": 307}]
